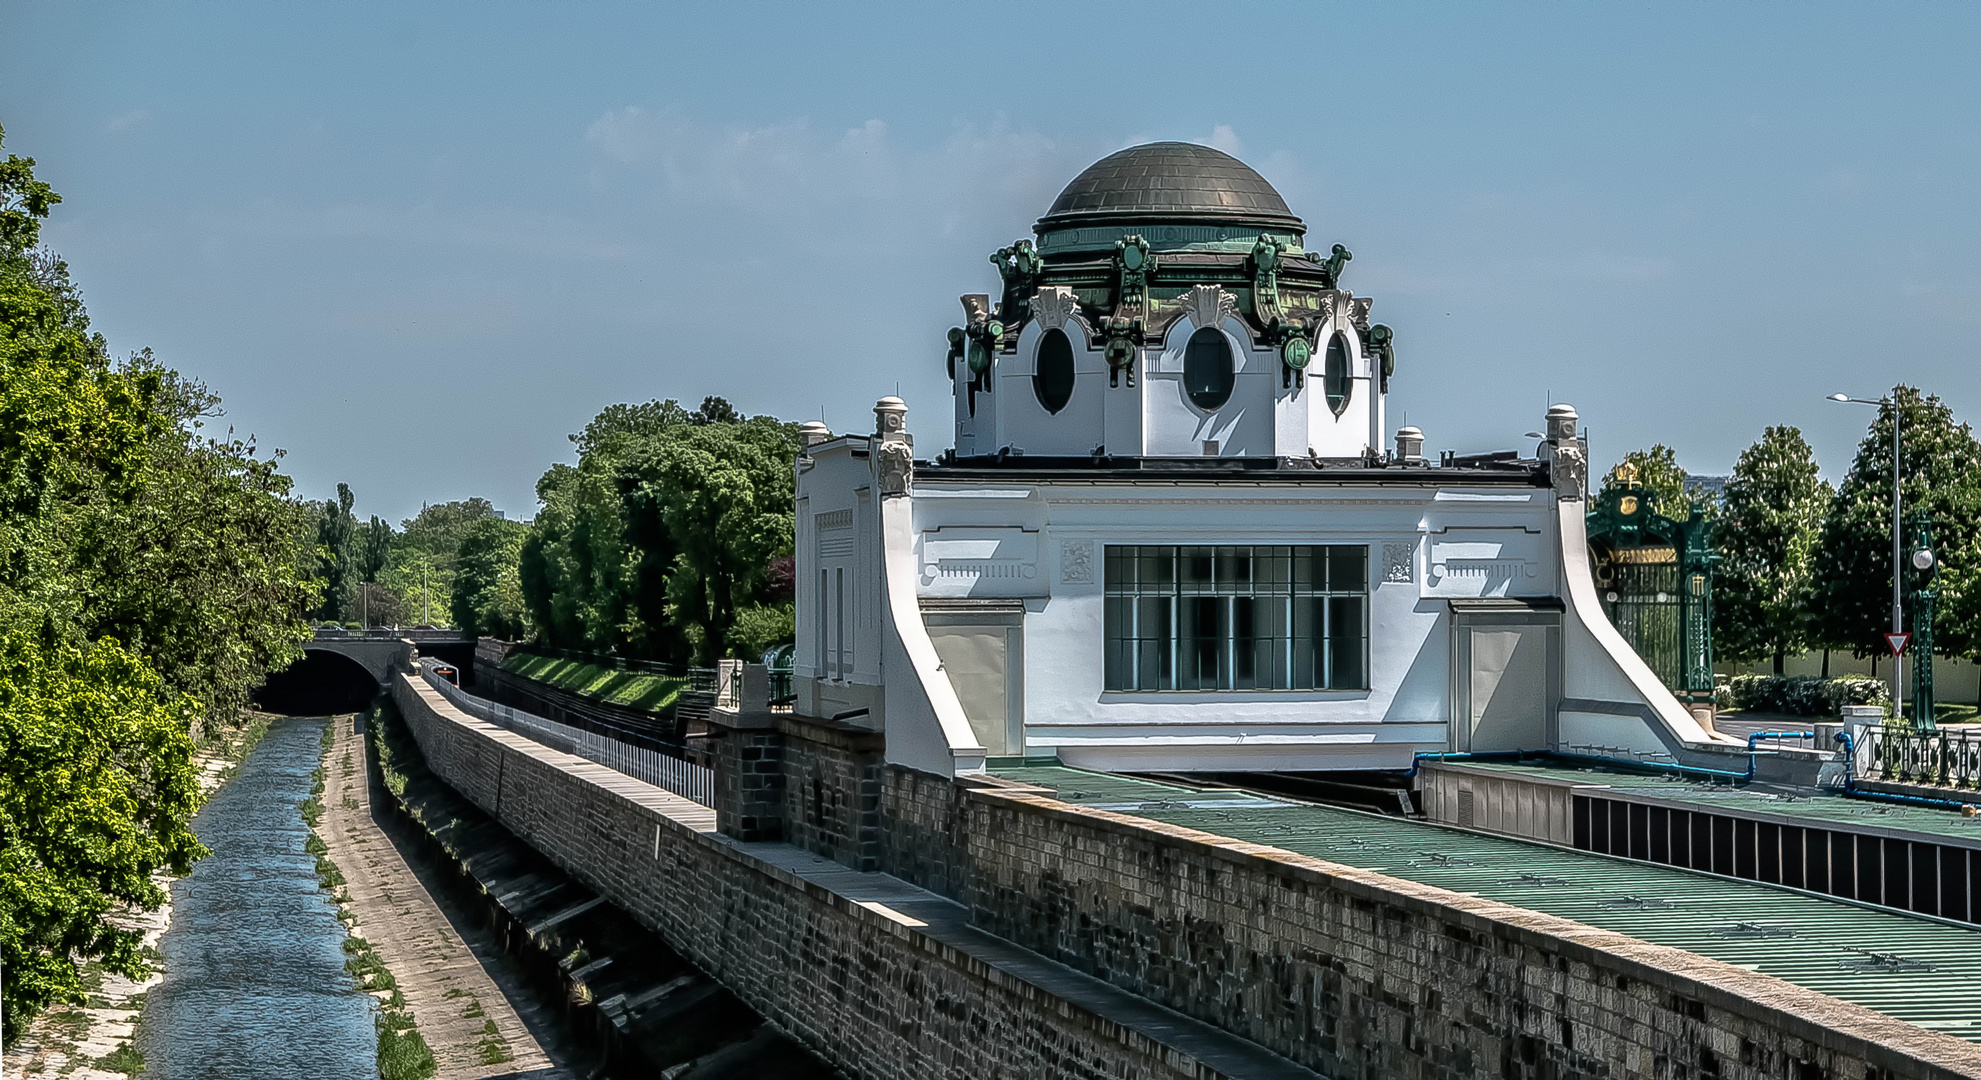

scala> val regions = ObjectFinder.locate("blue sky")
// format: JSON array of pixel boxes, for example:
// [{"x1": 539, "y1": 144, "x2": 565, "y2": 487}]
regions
[{"x1": 4, "y1": 2, "x2": 1979, "y2": 521}]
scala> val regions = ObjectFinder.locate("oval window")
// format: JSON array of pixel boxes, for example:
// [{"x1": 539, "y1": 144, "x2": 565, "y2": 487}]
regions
[
  {"x1": 1183, "y1": 327, "x2": 1234, "y2": 411},
  {"x1": 1033, "y1": 328, "x2": 1075, "y2": 414},
  {"x1": 1323, "y1": 331, "x2": 1352, "y2": 417}
]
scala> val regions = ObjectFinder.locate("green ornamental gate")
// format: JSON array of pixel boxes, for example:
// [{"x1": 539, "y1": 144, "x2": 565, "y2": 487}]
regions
[{"x1": 1585, "y1": 473, "x2": 1717, "y2": 705}]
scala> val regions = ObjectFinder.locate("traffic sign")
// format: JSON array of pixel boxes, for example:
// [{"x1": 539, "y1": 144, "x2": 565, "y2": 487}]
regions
[{"x1": 1884, "y1": 632, "x2": 1911, "y2": 657}]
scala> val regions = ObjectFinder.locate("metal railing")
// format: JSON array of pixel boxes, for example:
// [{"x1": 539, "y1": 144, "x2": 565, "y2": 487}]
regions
[
  {"x1": 422, "y1": 665, "x2": 714, "y2": 807},
  {"x1": 510, "y1": 642, "x2": 686, "y2": 678},
  {"x1": 315, "y1": 627, "x2": 471, "y2": 643},
  {"x1": 1859, "y1": 726, "x2": 1981, "y2": 791}
]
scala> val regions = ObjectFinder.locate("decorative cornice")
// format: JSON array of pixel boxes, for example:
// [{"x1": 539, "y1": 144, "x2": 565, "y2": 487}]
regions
[
  {"x1": 1175, "y1": 284, "x2": 1239, "y2": 330},
  {"x1": 1030, "y1": 286, "x2": 1085, "y2": 333}
]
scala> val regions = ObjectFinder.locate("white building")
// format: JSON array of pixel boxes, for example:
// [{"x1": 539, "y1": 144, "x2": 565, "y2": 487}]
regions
[{"x1": 795, "y1": 143, "x2": 1728, "y2": 777}]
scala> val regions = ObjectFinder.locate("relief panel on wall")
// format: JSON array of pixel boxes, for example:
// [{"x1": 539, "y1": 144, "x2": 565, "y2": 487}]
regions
[
  {"x1": 917, "y1": 527, "x2": 1045, "y2": 598},
  {"x1": 1423, "y1": 527, "x2": 1545, "y2": 598}
]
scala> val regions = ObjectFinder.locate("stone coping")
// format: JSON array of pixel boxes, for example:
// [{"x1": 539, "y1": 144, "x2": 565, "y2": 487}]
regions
[{"x1": 775, "y1": 713, "x2": 886, "y2": 751}]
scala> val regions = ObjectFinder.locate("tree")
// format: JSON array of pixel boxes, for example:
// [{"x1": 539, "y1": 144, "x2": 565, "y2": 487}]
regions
[
  {"x1": 67, "y1": 363, "x2": 317, "y2": 730},
  {"x1": 1714, "y1": 427, "x2": 1832, "y2": 672},
  {"x1": 622, "y1": 415, "x2": 798, "y2": 663},
  {"x1": 1811, "y1": 386, "x2": 1981, "y2": 664},
  {"x1": 0, "y1": 127, "x2": 315, "y2": 1038},
  {"x1": 0, "y1": 636, "x2": 205, "y2": 1043},
  {"x1": 357, "y1": 514, "x2": 393, "y2": 583},
  {"x1": 1597, "y1": 444, "x2": 1692, "y2": 517},
  {"x1": 451, "y1": 517, "x2": 528, "y2": 639},
  {"x1": 520, "y1": 397, "x2": 798, "y2": 662},
  {"x1": 381, "y1": 498, "x2": 497, "y2": 627},
  {"x1": 310, "y1": 484, "x2": 359, "y2": 622}
]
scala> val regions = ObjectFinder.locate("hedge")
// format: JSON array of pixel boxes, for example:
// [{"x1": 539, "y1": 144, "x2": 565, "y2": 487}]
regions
[{"x1": 1716, "y1": 673, "x2": 1891, "y2": 717}]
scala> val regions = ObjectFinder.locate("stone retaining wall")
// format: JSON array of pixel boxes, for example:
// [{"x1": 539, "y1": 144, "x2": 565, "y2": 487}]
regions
[
  {"x1": 399, "y1": 671, "x2": 1981, "y2": 1080},
  {"x1": 957, "y1": 785, "x2": 1981, "y2": 1080},
  {"x1": 778, "y1": 717, "x2": 884, "y2": 871},
  {"x1": 393, "y1": 674, "x2": 1238, "y2": 1080}
]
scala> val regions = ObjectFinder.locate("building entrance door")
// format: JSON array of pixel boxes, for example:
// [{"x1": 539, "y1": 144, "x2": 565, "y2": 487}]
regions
[
  {"x1": 922, "y1": 601, "x2": 1024, "y2": 757},
  {"x1": 1450, "y1": 600, "x2": 1560, "y2": 753}
]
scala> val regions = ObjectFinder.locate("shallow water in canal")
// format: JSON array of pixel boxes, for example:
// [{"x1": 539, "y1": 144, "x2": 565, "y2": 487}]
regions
[{"x1": 137, "y1": 714, "x2": 375, "y2": 1079}]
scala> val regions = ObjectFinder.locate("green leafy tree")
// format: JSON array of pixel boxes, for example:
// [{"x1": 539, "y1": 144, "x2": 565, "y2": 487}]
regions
[
  {"x1": 519, "y1": 463, "x2": 632, "y2": 650},
  {"x1": 622, "y1": 415, "x2": 798, "y2": 663},
  {"x1": 357, "y1": 515, "x2": 393, "y2": 583},
  {"x1": 1714, "y1": 427, "x2": 1833, "y2": 673},
  {"x1": 311, "y1": 484, "x2": 359, "y2": 622},
  {"x1": 729, "y1": 602, "x2": 795, "y2": 660},
  {"x1": 0, "y1": 127, "x2": 316, "y2": 1038},
  {"x1": 380, "y1": 498, "x2": 497, "y2": 627},
  {"x1": 67, "y1": 364, "x2": 317, "y2": 730},
  {"x1": 0, "y1": 635, "x2": 206, "y2": 1043},
  {"x1": 520, "y1": 397, "x2": 797, "y2": 662},
  {"x1": 1597, "y1": 444, "x2": 1692, "y2": 517},
  {"x1": 451, "y1": 517, "x2": 528, "y2": 639},
  {"x1": 1812, "y1": 386, "x2": 1981, "y2": 663}
]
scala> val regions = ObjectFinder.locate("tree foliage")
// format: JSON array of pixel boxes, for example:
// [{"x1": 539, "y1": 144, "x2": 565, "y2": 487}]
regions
[
  {"x1": 522, "y1": 397, "x2": 797, "y2": 663},
  {"x1": 1811, "y1": 386, "x2": 1981, "y2": 660},
  {"x1": 0, "y1": 127, "x2": 314, "y2": 1039},
  {"x1": 1714, "y1": 427, "x2": 1832, "y2": 671},
  {"x1": 0, "y1": 636, "x2": 205, "y2": 1043},
  {"x1": 1597, "y1": 444, "x2": 1691, "y2": 518},
  {"x1": 451, "y1": 517, "x2": 528, "y2": 639},
  {"x1": 304, "y1": 490, "x2": 503, "y2": 628}
]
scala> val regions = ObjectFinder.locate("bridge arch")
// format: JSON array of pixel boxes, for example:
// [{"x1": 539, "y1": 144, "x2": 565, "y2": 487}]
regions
[{"x1": 256, "y1": 648, "x2": 382, "y2": 714}]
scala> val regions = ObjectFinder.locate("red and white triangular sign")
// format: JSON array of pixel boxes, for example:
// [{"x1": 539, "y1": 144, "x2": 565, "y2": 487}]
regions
[{"x1": 1885, "y1": 632, "x2": 1911, "y2": 657}]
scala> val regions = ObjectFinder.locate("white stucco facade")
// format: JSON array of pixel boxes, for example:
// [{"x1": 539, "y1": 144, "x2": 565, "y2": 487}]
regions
[{"x1": 791, "y1": 142, "x2": 1733, "y2": 777}]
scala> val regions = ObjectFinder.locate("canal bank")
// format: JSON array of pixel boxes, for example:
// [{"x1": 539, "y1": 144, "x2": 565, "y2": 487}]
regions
[
  {"x1": 367, "y1": 697, "x2": 839, "y2": 1078},
  {"x1": 316, "y1": 708, "x2": 579, "y2": 1078},
  {"x1": 2, "y1": 715, "x2": 282, "y2": 1080}
]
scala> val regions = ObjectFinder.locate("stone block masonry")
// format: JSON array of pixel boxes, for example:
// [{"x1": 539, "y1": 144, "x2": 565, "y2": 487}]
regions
[
  {"x1": 399, "y1": 670, "x2": 1981, "y2": 1080},
  {"x1": 954, "y1": 785, "x2": 1981, "y2": 1080},
  {"x1": 777, "y1": 716, "x2": 884, "y2": 870},
  {"x1": 393, "y1": 674, "x2": 1320, "y2": 1080}
]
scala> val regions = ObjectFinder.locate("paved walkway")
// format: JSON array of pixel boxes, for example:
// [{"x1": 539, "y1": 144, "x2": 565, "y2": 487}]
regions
[{"x1": 320, "y1": 713, "x2": 581, "y2": 1080}]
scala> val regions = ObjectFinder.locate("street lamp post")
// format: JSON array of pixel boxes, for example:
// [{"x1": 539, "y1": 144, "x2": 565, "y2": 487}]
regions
[{"x1": 1828, "y1": 388, "x2": 1905, "y2": 721}]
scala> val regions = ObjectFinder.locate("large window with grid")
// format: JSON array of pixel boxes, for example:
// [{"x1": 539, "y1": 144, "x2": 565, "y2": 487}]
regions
[{"x1": 1104, "y1": 545, "x2": 1368, "y2": 692}]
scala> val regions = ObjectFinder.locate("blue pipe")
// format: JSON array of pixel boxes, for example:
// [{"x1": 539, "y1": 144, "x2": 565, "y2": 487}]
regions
[
  {"x1": 1405, "y1": 750, "x2": 1528, "y2": 778},
  {"x1": 1746, "y1": 730, "x2": 1816, "y2": 750},
  {"x1": 1833, "y1": 730, "x2": 1979, "y2": 812},
  {"x1": 1550, "y1": 749, "x2": 1755, "y2": 783}
]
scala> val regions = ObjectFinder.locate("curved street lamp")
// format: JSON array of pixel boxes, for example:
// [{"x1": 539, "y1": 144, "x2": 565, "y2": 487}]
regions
[{"x1": 1827, "y1": 389, "x2": 1905, "y2": 721}]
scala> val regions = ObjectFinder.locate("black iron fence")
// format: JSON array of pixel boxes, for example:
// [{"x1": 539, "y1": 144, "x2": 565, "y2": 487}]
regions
[
  {"x1": 510, "y1": 643, "x2": 686, "y2": 678},
  {"x1": 1860, "y1": 726, "x2": 1981, "y2": 791},
  {"x1": 504, "y1": 647, "x2": 789, "y2": 717},
  {"x1": 314, "y1": 627, "x2": 470, "y2": 643}
]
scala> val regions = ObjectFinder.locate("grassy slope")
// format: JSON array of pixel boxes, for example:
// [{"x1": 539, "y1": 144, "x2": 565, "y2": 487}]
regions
[{"x1": 501, "y1": 653, "x2": 683, "y2": 713}]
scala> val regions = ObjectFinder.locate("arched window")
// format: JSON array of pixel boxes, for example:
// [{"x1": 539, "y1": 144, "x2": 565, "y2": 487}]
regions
[
  {"x1": 1323, "y1": 331, "x2": 1352, "y2": 417},
  {"x1": 1033, "y1": 328, "x2": 1075, "y2": 414},
  {"x1": 1183, "y1": 327, "x2": 1234, "y2": 411}
]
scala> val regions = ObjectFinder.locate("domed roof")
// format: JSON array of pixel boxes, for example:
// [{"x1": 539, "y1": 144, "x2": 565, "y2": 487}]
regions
[{"x1": 1037, "y1": 142, "x2": 1303, "y2": 234}]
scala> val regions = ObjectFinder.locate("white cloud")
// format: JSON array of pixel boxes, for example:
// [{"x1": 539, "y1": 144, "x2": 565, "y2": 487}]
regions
[
  {"x1": 106, "y1": 110, "x2": 148, "y2": 134},
  {"x1": 1207, "y1": 124, "x2": 1242, "y2": 156},
  {"x1": 580, "y1": 107, "x2": 1082, "y2": 238}
]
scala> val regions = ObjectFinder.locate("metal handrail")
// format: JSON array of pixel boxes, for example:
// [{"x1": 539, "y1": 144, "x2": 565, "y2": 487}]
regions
[
  {"x1": 1861, "y1": 725, "x2": 1981, "y2": 790},
  {"x1": 314, "y1": 627, "x2": 471, "y2": 643},
  {"x1": 509, "y1": 642, "x2": 685, "y2": 677},
  {"x1": 420, "y1": 665, "x2": 713, "y2": 806}
]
